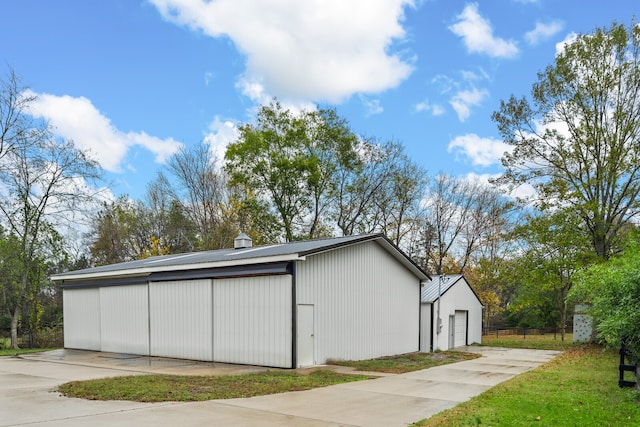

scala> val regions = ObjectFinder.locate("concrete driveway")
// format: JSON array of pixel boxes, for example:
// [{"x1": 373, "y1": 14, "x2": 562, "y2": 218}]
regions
[{"x1": 0, "y1": 346, "x2": 560, "y2": 427}]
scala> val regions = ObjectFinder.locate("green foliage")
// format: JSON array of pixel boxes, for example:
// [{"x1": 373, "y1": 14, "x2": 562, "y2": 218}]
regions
[
  {"x1": 0, "y1": 231, "x2": 24, "y2": 316},
  {"x1": 90, "y1": 196, "x2": 147, "y2": 264},
  {"x1": 505, "y1": 209, "x2": 595, "y2": 331},
  {"x1": 0, "y1": 346, "x2": 58, "y2": 356},
  {"x1": 493, "y1": 21, "x2": 640, "y2": 259},
  {"x1": 572, "y1": 235, "x2": 640, "y2": 359},
  {"x1": 225, "y1": 100, "x2": 360, "y2": 241}
]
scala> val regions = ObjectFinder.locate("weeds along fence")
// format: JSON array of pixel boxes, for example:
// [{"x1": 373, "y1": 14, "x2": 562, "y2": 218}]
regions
[
  {"x1": 483, "y1": 326, "x2": 573, "y2": 340},
  {"x1": 0, "y1": 323, "x2": 63, "y2": 349}
]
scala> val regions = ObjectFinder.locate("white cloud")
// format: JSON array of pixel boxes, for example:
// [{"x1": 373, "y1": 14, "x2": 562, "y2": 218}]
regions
[
  {"x1": 460, "y1": 68, "x2": 490, "y2": 82},
  {"x1": 555, "y1": 32, "x2": 578, "y2": 56},
  {"x1": 449, "y1": 3, "x2": 518, "y2": 58},
  {"x1": 204, "y1": 71, "x2": 215, "y2": 86},
  {"x1": 150, "y1": 0, "x2": 415, "y2": 104},
  {"x1": 448, "y1": 133, "x2": 511, "y2": 167},
  {"x1": 26, "y1": 91, "x2": 184, "y2": 173},
  {"x1": 509, "y1": 182, "x2": 537, "y2": 202},
  {"x1": 431, "y1": 104, "x2": 445, "y2": 116},
  {"x1": 461, "y1": 172, "x2": 499, "y2": 187},
  {"x1": 449, "y1": 88, "x2": 489, "y2": 122},
  {"x1": 431, "y1": 74, "x2": 456, "y2": 94},
  {"x1": 361, "y1": 97, "x2": 384, "y2": 116},
  {"x1": 414, "y1": 100, "x2": 445, "y2": 116},
  {"x1": 203, "y1": 116, "x2": 239, "y2": 165},
  {"x1": 525, "y1": 20, "x2": 564, "y2": 45}
]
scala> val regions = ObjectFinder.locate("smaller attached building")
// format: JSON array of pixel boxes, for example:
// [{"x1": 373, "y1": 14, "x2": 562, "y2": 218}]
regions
[
  {"x1": 53, "y1": 234, "x2": 429, "y2": 369},
  {"x1": 420, "y1": 275, "x2": 482, "y2": 352}
]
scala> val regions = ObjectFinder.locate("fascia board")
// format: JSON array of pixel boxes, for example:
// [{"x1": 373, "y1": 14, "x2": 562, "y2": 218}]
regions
[{"x1": 51, "y1": 254, "x2": 304, "y2": 281}]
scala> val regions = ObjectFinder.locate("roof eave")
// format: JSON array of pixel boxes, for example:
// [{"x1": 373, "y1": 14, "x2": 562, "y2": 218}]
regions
[{"x1": 51, "y1": 254, "x2": 304, "y2": 282}]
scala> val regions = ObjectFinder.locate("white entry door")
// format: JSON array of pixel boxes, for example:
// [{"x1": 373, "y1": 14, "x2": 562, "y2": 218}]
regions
[
  {"x1": 297, "y1": 304, "x2": 315, "y2": 367},
  {"x1": 454, "y1": 310, "x2": 467, "y2": 347}
]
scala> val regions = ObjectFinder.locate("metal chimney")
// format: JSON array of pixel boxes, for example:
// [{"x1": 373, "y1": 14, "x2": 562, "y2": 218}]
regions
[{"x1": 234, "y1": 232, "x2": 252, "y2": 249}]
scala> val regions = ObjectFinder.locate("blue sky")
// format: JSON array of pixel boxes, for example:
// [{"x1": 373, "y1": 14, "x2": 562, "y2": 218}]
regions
[{"x1": 2, "y1": 1, "x2": 637, "y2": 200}]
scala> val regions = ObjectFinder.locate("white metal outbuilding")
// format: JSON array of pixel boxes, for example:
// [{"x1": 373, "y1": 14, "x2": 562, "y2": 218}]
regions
[
  {"x1": 420, "y1": 275, "x2": 483, "y2": 352},
  {"x1": 53, "y1": 234, "x2": 429, "y2": 368}
]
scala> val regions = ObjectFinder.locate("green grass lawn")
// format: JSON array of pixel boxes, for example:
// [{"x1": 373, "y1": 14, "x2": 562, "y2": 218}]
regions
[
  {"x1": 328, "y1": 351, "x2": 479, "y2": 373},
  {"x1": 414, "y1": 343, "x2": 640, "y2": 426},
  {"x1": 481, "y1": 333, "x2": 579, "y2": 351},
  {"x1": 0, "y1": 337, "x2": 57, "y2": 357},
  {"x1": 57, "y1": 351, "x2": 479, "y2": 402},
  {"x1": 58, "y1": 369, "x2": 372, "y2": 402}
]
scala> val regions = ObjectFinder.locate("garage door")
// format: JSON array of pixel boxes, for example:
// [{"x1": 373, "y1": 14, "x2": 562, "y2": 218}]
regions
[
  {"x1": 63, "y1": 288, "x2": 101, "y2": 350},
  {"x1": 213, "y1": 275, "x2": 292, "y2": 368},
  {"x1": 100, "y1": 285, "x2": 149, "y2": 354},
  {"x1": 454, "y1": 310, "x2": 467, "y2": 347},
  {"x1": 149, "y1": 279, "x2": 212, "y2": 361}
]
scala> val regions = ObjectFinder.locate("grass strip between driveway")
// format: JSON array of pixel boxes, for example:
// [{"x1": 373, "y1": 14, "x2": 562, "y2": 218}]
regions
[
  {"x1": 414, "y1": 345, "x2": 640, "y2": 426},
  {"x1": 57, "y1": 351, "x2": 474, "y2": 402},
  {"x1": 58, "y1": 369, "x2": 373, "y2": 402},
  {"x1": 328, "y1": 350, "x2": 480, "y2": 373}
]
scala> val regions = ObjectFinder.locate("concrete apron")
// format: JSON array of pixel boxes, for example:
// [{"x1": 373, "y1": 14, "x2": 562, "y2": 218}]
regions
[{"x1": 0, "y1": 346, "x2": 561, "y2": 427}]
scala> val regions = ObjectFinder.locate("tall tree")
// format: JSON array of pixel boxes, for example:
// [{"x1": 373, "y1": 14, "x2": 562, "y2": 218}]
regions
[
  {"x1": 89, "y1": 196, "x2": 148, "y2": 265},
  {"x1": 0, "y1": 133, "x2": 101, "y2": 348},
  {"x1": 145, "y1": 174, "x2": 198, "y2": 253},
  {"x1": 333, "y1": 138, "x2": 426, "y2": 248},
  {"x1": 334, "y1": 138, "x2": 393, "y2": 236},
  {"x1": 375, "y1": 150, "x2": 427, "y2": 248},
  {"x1": 422, "y1": 174, "x2": 509, "y2": 275},
  {"x1": 164, "y1": 145, "x2": 235, "y2": 250},
  {"x1": 225, "y1": 100, "x2": 359, "y2": 242},
  {"x1": 493, "y1": 21, "x2": 640, "y2": 259},
  {"x1": 0, "y1": 68, "x2": 37, "y2": 162},
  {"x1": 511, "y1": 209, "x2": 595, "y2": 339},
  {"x1": 0, "y1": 228, "x2": 23, "y2": 338}
]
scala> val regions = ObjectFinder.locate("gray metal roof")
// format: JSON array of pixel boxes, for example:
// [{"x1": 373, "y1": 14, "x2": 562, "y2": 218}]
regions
[
  {"x1": 52, "y1": 233, "x2": 429, "y2": 282},
  {"x1": 421, "y1": 274, "x2": 464, "y2": 303}
]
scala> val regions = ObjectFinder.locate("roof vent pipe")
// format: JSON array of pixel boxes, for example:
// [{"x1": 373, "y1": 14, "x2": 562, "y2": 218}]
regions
[{"x1": 234, "y1": 232, "x2": 253, "y2": 249}]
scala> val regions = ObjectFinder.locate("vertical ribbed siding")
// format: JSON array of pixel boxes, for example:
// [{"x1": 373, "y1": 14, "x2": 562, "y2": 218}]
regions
[
  {"x1": 419, "y1": 303, "x2": 432, "y2": 351},
  {"x1": 149, "y1": 279, "x2": 213, "y2": 361},
  {"x1": 432, "y1": 280, "x2": 482, "y2": 350},
  {"x1": 296, "y1": 241, "x2": 419, "y2": 364},
  {"x1": 213, "y1": 275, "x2": 292, "y2": 368},
  {"x1": 63, "y1": 288, "x2": 101, "y2": 350},
  {"x1": 100, "y1": 284, "x2": 149, "y2": 354}
]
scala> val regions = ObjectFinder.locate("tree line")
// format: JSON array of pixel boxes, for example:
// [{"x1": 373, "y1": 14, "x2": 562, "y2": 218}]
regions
[{"x1": 2, "y1": 21, "x2": 640, "y2": 354}]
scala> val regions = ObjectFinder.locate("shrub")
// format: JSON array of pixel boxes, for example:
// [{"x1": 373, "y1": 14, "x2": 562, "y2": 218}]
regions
[{"x1": 573, "y1": 240, "x2": 640, "y2": 360}]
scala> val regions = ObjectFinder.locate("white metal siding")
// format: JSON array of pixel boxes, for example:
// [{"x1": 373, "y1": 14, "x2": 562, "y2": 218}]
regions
[
  {"x1": 296, "y1": 241, "x2": 420, "y2": 365},
  {"x1": 213, "y1": 275, "x2": 292, "y2": 368},
  {"x1": 420, "y1": 303, "x2": 432, "y2": 352},
  {"x1": 432, "y1": 279, "x2": 482, "y2": 351},
  {"x1": 63, "y1": 288, "x2": 101, "y2": 350},
  {"x1": 100, "y1": 285, "x2": 149, "y2": 354},
  {"x1": 149, "y1": 279, "x2": 213, "y2": 361}
]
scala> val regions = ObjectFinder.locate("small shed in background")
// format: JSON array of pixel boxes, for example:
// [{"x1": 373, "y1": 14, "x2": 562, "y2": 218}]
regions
[
  {"x1": 52, "y1": 234, "x2": 429, "y2": 368},
  {"x1": 420, "y1": 275, "x2": 483, "y2": 352}
]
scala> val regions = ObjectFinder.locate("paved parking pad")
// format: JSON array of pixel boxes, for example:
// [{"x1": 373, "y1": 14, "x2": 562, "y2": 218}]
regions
[{"x1": 0, "y1": 346, "x2": 561, "y2": 427}]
